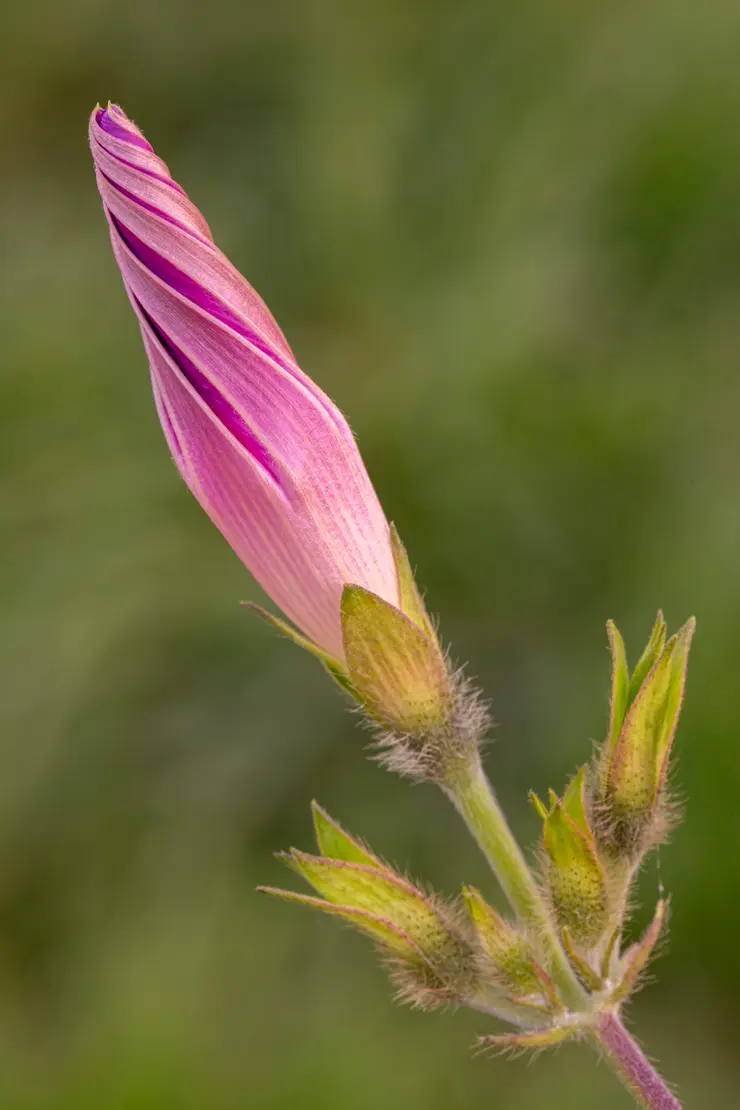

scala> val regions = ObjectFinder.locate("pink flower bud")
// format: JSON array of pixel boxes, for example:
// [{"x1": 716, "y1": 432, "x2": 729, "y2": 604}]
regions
[{"x1": 89, "y1": 104, "x2": 399, "y2": 663}]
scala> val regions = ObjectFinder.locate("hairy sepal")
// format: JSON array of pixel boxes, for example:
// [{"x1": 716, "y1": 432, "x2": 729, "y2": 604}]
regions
[
  {"x1": 341, "y1": 584, "x2": 452, "y2": 733},
  {"x1": 310, "y1": 801, "x2": 383, "y2": 867},
  {"x1": 341, "y1": 586, "x2": 489, "y2": 783},
  {"x1": 612, "y1": 898, "x2": 667, "y2": 1002}
]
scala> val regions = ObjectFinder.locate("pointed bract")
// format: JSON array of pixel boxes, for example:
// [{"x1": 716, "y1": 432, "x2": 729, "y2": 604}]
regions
[
  {"x1": 477, "y1": 1023, "x2": 582, "y2": 1052},
  {"x1": 243, "y1": 603, "x2": 341, "y2": 668},
  {"x1": 627, "y1": 611, "x2": 667, "y2": 706},
  {"x1": 389, "y1": 523, "x2": 436, "y2": 637},
  {"x1": 310, "y1": 802, "x2": 382, "y2": 868},
  {"x1": 257, "y1": 887, "x2": 430, "y2": 963},
  {"x1": 606, "y1": 621, "x2": 629, "y2": 758},
  {"x1": 561, "y1": 766, "x2": 591, "y2": 838},
  {"x1": 612, "y1": 899, "x2": 667, "y2": 1002}
]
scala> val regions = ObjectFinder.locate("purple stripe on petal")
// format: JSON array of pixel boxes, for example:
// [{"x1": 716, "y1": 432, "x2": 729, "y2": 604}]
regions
[
  {"x1": 110, "y1": 216, "x2": 352, "y2": 437},
  {"x1": 114, "y1": 219, "x2": 292, "y2": 365},
  {"x1": 92, "y1": 131, "x2": 186, "y2": 194},
  {"x1": 99, "y1": 170, "x2": 212, "y2": 246},
  {"x1": 134, "y1": 296, "x2": 284, "y2": 491},
  {"x1": 97, "y1": 106, "x2": 153, "y2": 151}
]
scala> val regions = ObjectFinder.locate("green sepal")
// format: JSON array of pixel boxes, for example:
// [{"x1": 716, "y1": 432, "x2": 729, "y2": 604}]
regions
[
  {"x1": 389, "y1": 523, "x2": 436, "y2": 637},
  {"x1": 477, "y1": 1023, "x2": 582, "y2": 1051},
  {"x1": 561, "y1": 925, "x2": 603, "y2": 991},
  {"x1": 463, "y1": 887, "x2": 546, "y2": 999},
  {"x1": 541, "y1": 798, "x2": 609, "y2": 948},
  {"x1": 256, "y1": 886, "x2": 429, "y2": 963},
  {"x1": 612, "y1": 898, "x2": 667, "y2": 1003},
  {"x1": 321, "y1": 660, "x2": 359, "y2": 697},
  {"x1": 600, "y1": 924, "x2": 622, "y2": 982},
  {"x1": 310, "y1": 801, "x2": 382, "y2": 868},
  {"x1": 529, "y1": 791, "x2": 549, "y2": 821},
  {"x1": 244, "y1": 602, "x2": 345, "y2": 671},
  {"x1": 608, "y1": 618, "x2": 695, "y2": 839},
  {"x1": 606, "y1": 613, "x2": 667, "y2": 762},
  {"x1": 283, "y1": 851, "x2": 455, "y2": 954},
  {"x1": 628, "y1": 610, "x2": 667, "y2": 706},
  {"x1": 340, "y1": 585, "x2": 452, "y2": 734},
  {"x1": 606, "y1": 621, "x2": 629, "y2": 757},
  {"x1": 560, "y1": 766, "x2": 592, "y2": 838}
]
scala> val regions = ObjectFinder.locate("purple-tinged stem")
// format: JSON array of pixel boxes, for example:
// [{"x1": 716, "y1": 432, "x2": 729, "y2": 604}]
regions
[{"x1": 596, "y1": 1012, "x2": 681, "y2": 1110}]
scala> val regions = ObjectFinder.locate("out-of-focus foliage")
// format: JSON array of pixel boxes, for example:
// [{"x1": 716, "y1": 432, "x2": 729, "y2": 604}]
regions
[{"x1": 1, "y1": 1, "x2": 739, "y2": 1106}]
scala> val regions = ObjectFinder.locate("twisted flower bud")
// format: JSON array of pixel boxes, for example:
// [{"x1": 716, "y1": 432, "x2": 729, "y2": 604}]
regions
[
  {"x1": 89, "y1": 103, "x2": 398, "y2": 665},
  {"x1": 90, "y1": 104, "x2": 473, "y2": 766}
]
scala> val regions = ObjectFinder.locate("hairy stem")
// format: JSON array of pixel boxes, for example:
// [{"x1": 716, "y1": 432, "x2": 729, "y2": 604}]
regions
[
  {"x1": 443, "y1": 759, "x2": 585, "y2": 1010},
  {"x1": 595, "y1": 1011, "x2": 681, "y2": 1109}
]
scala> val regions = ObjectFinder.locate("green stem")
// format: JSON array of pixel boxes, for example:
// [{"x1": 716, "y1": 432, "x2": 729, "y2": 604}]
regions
[{"x1": 443, "y1": 759, "x2": 585, "y2": 1010}]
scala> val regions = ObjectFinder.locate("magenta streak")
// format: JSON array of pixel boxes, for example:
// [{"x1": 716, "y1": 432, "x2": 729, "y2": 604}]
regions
[
  {"x1": 92, "y1": 130, "x2": 186, "y2": 195},
  {"x1": 109, "y1": 216, "x2": 349, "y2": 435},
  {"x1": 97, "y1": 106, "x2": 153, "y2": 151},
  {"x1": 100, "y1": 170, "x2": 212, "y2": 246},
  {"x1": 132, "y1": 292, "x2": 283, "y2": 490}
]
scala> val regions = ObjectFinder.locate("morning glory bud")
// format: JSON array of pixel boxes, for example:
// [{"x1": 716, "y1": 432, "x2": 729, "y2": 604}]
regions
[
  {"x1": 89, "y1": 103, "x2": 402, "y2": 667},
  {"x1": 89, "y1": 104, "x2": 482, "y2": 767}
]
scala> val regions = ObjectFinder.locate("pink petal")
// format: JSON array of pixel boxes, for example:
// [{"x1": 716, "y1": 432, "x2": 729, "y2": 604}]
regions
[{"x1": 90, "y1": 105, "x2": 399, "y2": 659}]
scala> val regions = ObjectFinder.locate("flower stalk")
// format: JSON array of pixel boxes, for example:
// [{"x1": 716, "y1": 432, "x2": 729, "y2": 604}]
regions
[
  {"x1": 594, "y1": 1012, "x2": 681, "y2": 1110},
  {"x1": 443, "y1": 760, "x2": 586, "y2": 1010}
]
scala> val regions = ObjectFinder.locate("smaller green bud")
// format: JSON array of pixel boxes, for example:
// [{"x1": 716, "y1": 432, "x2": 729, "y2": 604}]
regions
[
  {"x1": 463, "y1": 887, "x2": 559, "y2": 1010},
  {"x1": 599, "y1": 616, "x2": 695, "y2": 856},
  {"x1": 533, "y1": 768, "x2": 610, "y2": 949},
  {"x1": 259, "y1": 807, "x2": 480, "y2": 1010}
]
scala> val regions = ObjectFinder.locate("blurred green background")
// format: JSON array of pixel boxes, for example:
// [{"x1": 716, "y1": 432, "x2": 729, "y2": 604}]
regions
[{"x1": 2, "y1": 1, "x2": 739, "y2": 1106}]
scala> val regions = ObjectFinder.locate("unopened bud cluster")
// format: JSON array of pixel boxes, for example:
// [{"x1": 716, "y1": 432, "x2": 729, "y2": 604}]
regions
[{"x1": 262, "y1": 613, "x2": 694, "y2": 1057}]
